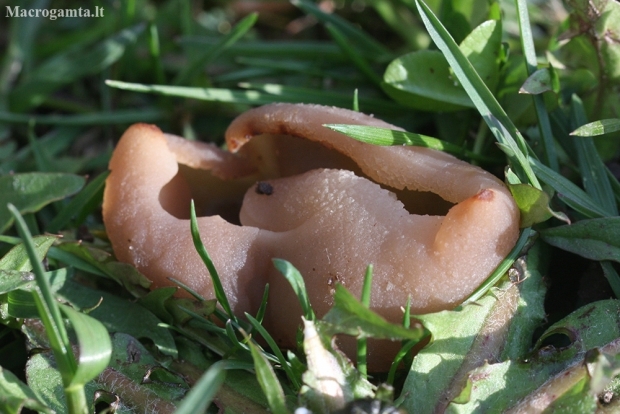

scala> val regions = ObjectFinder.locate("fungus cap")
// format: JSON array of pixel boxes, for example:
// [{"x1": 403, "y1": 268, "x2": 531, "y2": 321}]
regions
[{"x1": 102, "y1": 104, "x2": 520, "y2": 369}]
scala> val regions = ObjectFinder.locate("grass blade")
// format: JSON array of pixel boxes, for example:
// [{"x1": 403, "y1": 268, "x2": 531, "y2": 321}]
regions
[
  {"x1": 245, "y1": 313, "x2": 301, "y2": 391},
  {"x1": 360, "y1": 264, "x2": 373, "y2": 308},
  {"x1": 11, "y1": 24, "x2": 144, "y2": 111},
  {"x1": 325, "y1": 124, "x2": 497, "y2": 163},
  {"x1": 464, "y1": 228, "x2": 534, "y2": 304},
  {"x1": 273, "y1": 259, "x2": 315, "y2": 321},
  {"x1": 105, "y1": 80, "x2": 402, "y2": 114},
  {"x1": 607, "y1": 168, "x2": 620, "y2": 204},
  {"x1": 46, "y1": 247, "x2": 106, "y2": 278},
  {"x1": 225, "y1": 320, "x2": 249, "y2": 355},
  {"x1": 325, "y1": 24, "x2": 382, "y2": 86},
  {"x1": 530, "y1": 158, "x2": 611, "y2": 218},
  {"x1": 0, "y1": 0, "x2": 49, "y2": 127},
  {"x1": 148, "y1": 22, "x2": 166, "y2": 85},
  {"x1": 174, "y1": 13, "x2": 258, "y2": 85},
  {"x1": 233, "y1": 57, "x2": 350, "y2": 80},
  {"x1": 7, "y1": 204, "x2": 87, "y2": 412},
  {"x1": 237, "y1": 82, "x2": 403, "y2": 112},
  {"x1": 47, "y1": 171, "x2": 109, "y2": 233},
  {"x1": 322, "y1": 285, "x2": 428, "y2": 341},
  {"x1": 570, "y1": 119, "x2": 620, "y2": 137},
  {"x1": 27, "y1": 121, "x2": 53, "y2": 172},
  {"x1": 179, "y1": 38, "x2": 345, "y2": 61},
  {"x1": 570, "y1": 95, "x2": 617, "y2": 215},
  {"x1": 414, "y1": 0, "x2": 540, "y2": 188},
  {"x1": 173, "y1": 362, "x2": 226, "y2": 414},
  {"x1": 254, "y1": 284, "x2": 270, "y2": 325},
  {"x1": 357, "y1": 264, "x2": 373, "y2": 379},
  {"x1": 601, "y1": 262, "x2": 620, "y2": 299},
  {"x1": 247, "y1": 337, "x2": 290, "y2": 414},
  {"x1": 189, "y1": 200, "x2": 236, "y2": 322},
  {"x1": 515, "y1": 0, "x2": 558, "y2": 171},
  {"x1": 292, "y1": 0, "x2": 392, "y2": 62},
  {"x1": 387, "y1": 339, "x2": 419, "y2": 386},
  {"x1": 0, "y1": 109, "x2": 164, "y2": 125}
]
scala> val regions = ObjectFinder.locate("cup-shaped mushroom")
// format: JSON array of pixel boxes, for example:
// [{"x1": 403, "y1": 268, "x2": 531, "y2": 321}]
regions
[
  {"x1": 227, "y1": 104, "x2": 519, "y2": 321},
  {"x1": 103, "y1": 104, "x2": 520, "y2": 370}
]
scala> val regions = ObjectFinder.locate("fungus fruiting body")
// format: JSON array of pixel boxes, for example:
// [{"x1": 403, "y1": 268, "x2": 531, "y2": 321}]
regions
[{"x1": 103, "y1": 104, "x2": 520, "y2": 369}]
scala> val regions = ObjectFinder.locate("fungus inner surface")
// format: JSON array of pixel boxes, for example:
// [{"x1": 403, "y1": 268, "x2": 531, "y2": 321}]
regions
[{"x1": 159, "y1": 133, "x2": 453, "y2": 225}]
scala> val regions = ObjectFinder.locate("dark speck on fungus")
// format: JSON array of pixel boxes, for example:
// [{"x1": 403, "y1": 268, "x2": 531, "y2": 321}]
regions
[{"x1": 255, "y1": 181, "x2": 273, "y2": 195}]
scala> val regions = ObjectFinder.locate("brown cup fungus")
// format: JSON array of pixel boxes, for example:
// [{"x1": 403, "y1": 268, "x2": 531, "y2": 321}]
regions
[{"x1": 103, "y1": 103, "x2": 520, "y2": 370}]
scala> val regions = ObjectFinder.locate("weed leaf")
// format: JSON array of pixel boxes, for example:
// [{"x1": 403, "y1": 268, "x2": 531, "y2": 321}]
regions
[
  {"x1": 10, "y1": 24, "x2": 144, "y2": 111},
  {"x1": 0, "y1": 366, "x2": 53, "y2": 414},
  {"x1": 571, "y1": 119, "x2": 620, "y2": 137},
  {"x1": 61, "y1": 304, "x2": 112, "y2": 387},
  {"x1": 540, "y1": 218, "x2": 620, "y2": 263},
  {"x1": 519, "y1": 68, "x2": 553, "y2": 95},
  {"x1": 508, "y1": 183, "x2": 553, "y2": 227},
  {"x1": 0, "y1": 172, "x2": 84, "y2": 233},
  {"x1": 321, "y1": 285, "x2": 428, "y2": 341}
]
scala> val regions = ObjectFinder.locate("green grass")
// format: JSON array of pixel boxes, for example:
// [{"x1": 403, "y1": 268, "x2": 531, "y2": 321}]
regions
[{"x1": 1, "y1": 0, "x2": 620, "y2": 413}]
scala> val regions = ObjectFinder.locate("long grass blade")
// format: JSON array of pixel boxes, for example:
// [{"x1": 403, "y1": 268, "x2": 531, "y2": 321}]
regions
[
  {"x1": 357, "y1": 264, "x2": 373, "y2": 379},
  {"x1": 292, "y1": 0, "x2": 392, "y2": 62},
  {"x1": 173, "y1": 362, "x2": 226, "y2": 414},
  {"x1": 179, "y1": 38, "x2": 345, "y2": 61},
  {"x1": 607, "y1": 168, "x2": 620, "y2": 204},
  {"x1": 515, "y1": 0, "x2": 558, "y2": 171},
  {"x1": 569, "y1": 95, "x2": 617, "y2": 215},
  {"x1": 0, "y1": 0, "x2": 49, "y2": 128},
  {"x1": 148, "y1": 22, "x2": 166, "y2": 85},
  {"x1": 247, "y1": 338, "x2": 290, "y2": 414},
  {"x1": 325, "y1": 124, "x2": 497, "y2": 163},
  {"x1": 245, "y1": 313, "x2": 301, "y2": 391},
  {"x1": 46, "y1": 247, "x2": 106, "y2": 278},
  {"x1": 325, "y1": 24, "x2": 382, "y2": 86},
  {"x1": 233, "y1": 57, "x2": 351, "y2": 80},
  {"x1": 11, "y1": 24, "x2": 144, "y2": 112},
  {"x1": 189, "y1": 200, "x2": 236, "y2": 322},
  {"x1": 273, "y1": 259, "x2": 315, "y2": 321},
  {"x1": 464, "y1": 228, "x2": 534, "y2": 304},
  {"x1": 105, "y1": 80, "x2": 402, "y2": 114},
  {"x1": 387, "y1": 339, "x2": 419, "y2": 385},
  {"x1": 0, "y1": 109, "x2": 164, "y2": 125},
  {"x1": 254, "y1": 284, "x2": 269, "y2": 325},
  {"x1": 238, "y1": 82, "x2": 403, "y2": 112},
  {"x1": 27, "y1": 121, "x2": 53, "y2": 172},
  {"x1": 601, "y1": 262, "x2": 620, "y2": 299},
  {"x1": 7, "y1": 204, "x2": 85, "y2": 411},
  {"x1": 530, "y1": 158, "x2": 610, "y2": 219},
  {"x1": 47, "y1": 171, "x2": 109, "y2": 233},
  {"x1": 414, "y1": 0, "x2": 540, "y2": 189},
  {"x1": 174, "y1": 13, "x2": 258, "y2": 85}
]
